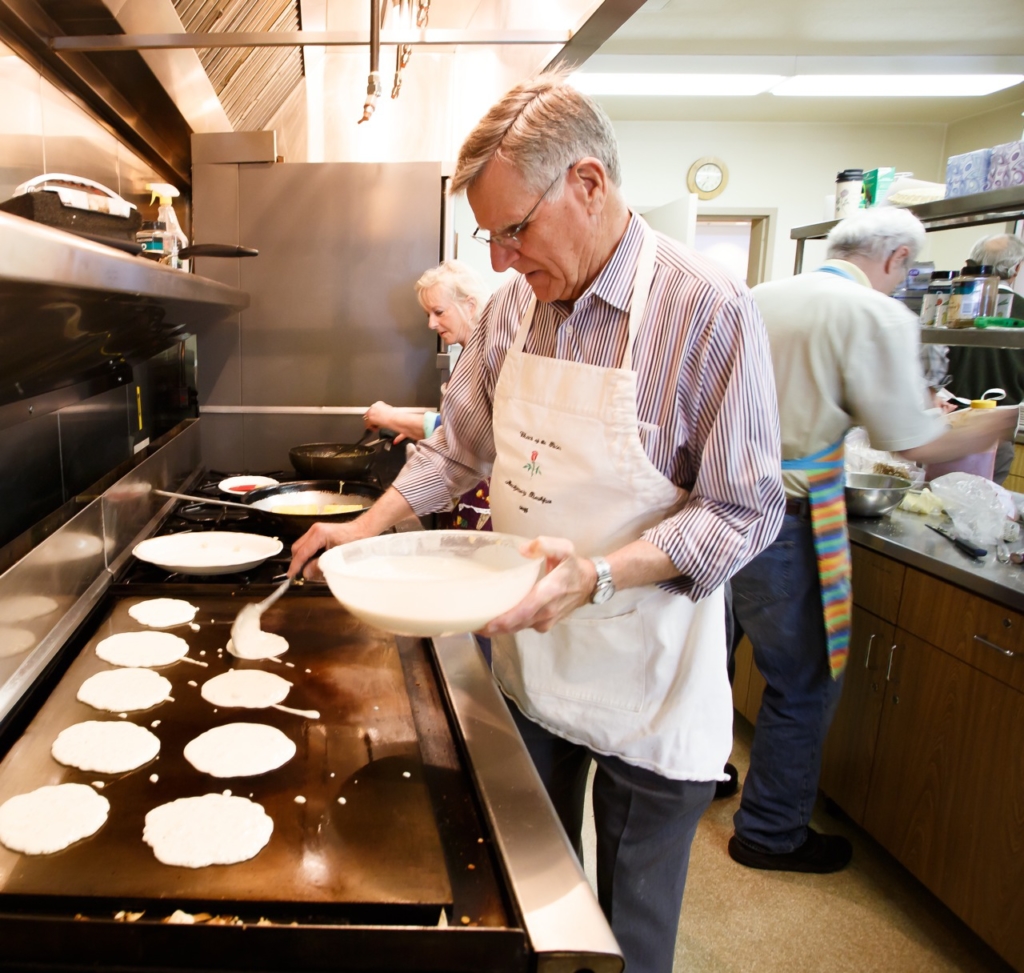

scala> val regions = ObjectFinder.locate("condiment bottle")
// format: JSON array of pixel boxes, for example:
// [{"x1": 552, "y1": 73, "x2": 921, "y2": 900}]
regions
[
  {"x1": 946, "y1": 264, "x2": 999, "y2": 328},
  {"x1": 834, "y1": 169, "x2": 864, "y2": 219},
  {"x1": 920, "y1": 270, "x2": 957, "y2": 327}
]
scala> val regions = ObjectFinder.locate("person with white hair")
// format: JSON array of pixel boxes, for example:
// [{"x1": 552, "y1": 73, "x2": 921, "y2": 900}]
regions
[
  {"x1": 728, "y1": 207, "x2": 1023, "y2": 875},
  {"x1": 945, "y1": 233, "x2": 1024, "y2": 481},
  {"x1": 292, "y1": 71, "x2": 786, "y2": 973}
]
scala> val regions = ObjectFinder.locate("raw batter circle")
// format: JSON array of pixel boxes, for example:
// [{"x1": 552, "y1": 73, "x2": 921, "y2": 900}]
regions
[
  {"x1": 183, "y1": 722, "x2": 296, "y2": 778},
  {"x1": 143, "y1": 793, "x2": 273, "y2": 868},
  {"x1": 0, "y1": 783, "x2": 109, "y2": 854},
  {"x1": 77, "y1": 668, "x2": 172, "y2": 712},
  {"x1": 52, "y1": 720, "x2": 161, "y2": 773},
  {"x1": 96, "y1": 631, "x2": 190, "y2": 668},
  {"x1": 226, "y1": 631, "x2": 289, "y2": 660},
  {"x1": 128, "y1": 598, "x2": 198, "y2": 629},
  {"x1": 201, "y1": 669, "x2": 292, "y2": 709}
]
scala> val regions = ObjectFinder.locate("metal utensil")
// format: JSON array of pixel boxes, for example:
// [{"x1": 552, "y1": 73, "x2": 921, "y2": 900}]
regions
[
  {"x1": 154, "y1": 489, "x2": 253, "y2": 511},
  {"x1": 926, "y1": 523, "x2": 988, "y2": 559},
  {"x1": 230, "y1": 576, "x2": 291, "y2": 657}
]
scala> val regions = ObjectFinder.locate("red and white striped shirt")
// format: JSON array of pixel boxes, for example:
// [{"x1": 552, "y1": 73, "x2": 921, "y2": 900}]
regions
[{"x1": 393, "y1": 214, "x2": 784, "y2": 600}]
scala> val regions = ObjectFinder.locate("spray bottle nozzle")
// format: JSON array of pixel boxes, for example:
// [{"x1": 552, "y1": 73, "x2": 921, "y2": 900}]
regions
[{"x1": 146, "y1": 182, "x2": 180, "y2": 206}]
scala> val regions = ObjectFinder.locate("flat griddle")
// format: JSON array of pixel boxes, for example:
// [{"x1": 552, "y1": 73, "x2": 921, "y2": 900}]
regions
[{"x1": 0, "y1": 594, "x2": 452, "y2": 924}]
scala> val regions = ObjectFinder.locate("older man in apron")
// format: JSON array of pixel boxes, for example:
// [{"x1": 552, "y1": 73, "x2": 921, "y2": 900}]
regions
[{"x1": 291, "y1": 74, "x2": 785, "y2": 973}]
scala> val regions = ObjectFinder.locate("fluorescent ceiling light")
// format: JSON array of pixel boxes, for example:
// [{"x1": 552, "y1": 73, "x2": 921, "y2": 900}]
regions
[
  {"x1": 570, "y1": 73, "x2": 784, "y2": 97},
  {"x1": 771, "y1": 74, "x2": 1024, "y2": 97}
]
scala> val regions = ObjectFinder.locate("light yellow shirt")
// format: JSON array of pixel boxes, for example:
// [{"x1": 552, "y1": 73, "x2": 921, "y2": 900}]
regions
[{"x1": 752, "y1": 259, "x2": 945, "y2": 498}]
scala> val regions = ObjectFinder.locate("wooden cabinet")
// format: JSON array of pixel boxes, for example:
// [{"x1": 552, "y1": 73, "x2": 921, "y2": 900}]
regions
[
  {"x1": 863, "y1": 628, "x2": 1024, "y2": 971},
  {"x1": 819, "y1": 605, "x2": 891, "y2": 825},
  {"x1": 821, "y1": 545, "x2": 1024, "y2": 970}
]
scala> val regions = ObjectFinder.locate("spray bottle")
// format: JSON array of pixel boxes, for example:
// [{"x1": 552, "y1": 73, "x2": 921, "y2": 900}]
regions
[{"x1": 146, "y1": 183, "x2": 188, "y2": 270}]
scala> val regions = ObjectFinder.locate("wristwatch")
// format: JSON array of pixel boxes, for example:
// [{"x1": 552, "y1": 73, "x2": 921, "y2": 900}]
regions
[{"x1": 590, "y1": 556, "x2": 615, "y2": 605}]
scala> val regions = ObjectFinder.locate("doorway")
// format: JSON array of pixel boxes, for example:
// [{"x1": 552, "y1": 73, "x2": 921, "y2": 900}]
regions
[{"x1": 693, "y1": 214, "x2": 773, "y2": 288}]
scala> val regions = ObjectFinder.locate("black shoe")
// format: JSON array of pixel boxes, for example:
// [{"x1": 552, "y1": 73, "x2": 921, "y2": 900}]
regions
[
  {"x1": 728, "y1": 827, "x2": 852, "y2": 873},
  {"x1": 714, "y1": 762, "x2": 739, "y2": 800}
]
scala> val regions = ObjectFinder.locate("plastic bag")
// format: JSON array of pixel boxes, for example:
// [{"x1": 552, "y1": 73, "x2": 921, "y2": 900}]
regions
[
  {"x1": 844, "y1": 428, "x2": 925, "y2": 487},
  {"x1": 928, "y1": 472, "x2": 1017, "y2": 546}
]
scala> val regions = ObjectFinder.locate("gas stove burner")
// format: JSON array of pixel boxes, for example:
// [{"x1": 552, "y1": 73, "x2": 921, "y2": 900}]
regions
[{"x1": 177, "y1": 502, "x2": 251, "y2": 525}]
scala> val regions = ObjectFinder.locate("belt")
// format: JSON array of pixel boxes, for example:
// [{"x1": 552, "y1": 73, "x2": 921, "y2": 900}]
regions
[{"x1": 785, "y1": 497, "x2": 811, "y2": 517}]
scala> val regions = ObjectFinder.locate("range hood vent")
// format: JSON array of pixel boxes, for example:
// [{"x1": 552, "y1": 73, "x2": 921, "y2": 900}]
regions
[{"x1": 173, "y1": 0, "x2": 304, "y2": 132}]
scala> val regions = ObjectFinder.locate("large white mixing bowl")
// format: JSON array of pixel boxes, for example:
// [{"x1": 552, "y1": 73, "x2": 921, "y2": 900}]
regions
[{"x1": 318, "y1": 530, "x2": 543, "y2": 637}]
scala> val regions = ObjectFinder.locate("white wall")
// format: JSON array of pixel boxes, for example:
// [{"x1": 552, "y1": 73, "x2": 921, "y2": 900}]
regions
[{"x1": 613, "y1": 120, "x2": 948, "y2": 279}]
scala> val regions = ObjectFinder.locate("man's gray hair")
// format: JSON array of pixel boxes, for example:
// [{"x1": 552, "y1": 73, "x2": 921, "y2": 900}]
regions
[
  {"x1": 450, "y1": 70, "x2": 621, "y2": 197},
  {"x1": 968, "y1": 233, "x2": 1024, "y2": 278},
  {"x1": 825, "y1": 208, "x2": 926, "y2": 265}
]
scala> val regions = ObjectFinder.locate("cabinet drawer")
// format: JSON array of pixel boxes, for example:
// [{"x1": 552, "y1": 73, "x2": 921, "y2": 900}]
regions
[
  {"x1": 851, "y1": 544, "x2": 905, "y2": 623},
  {"x1": 898, "y1": 568, "x2": 1024, "y2": 695}
]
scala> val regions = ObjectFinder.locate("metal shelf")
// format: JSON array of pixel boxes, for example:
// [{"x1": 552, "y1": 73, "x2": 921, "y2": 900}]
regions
[
  {"x1": 919, "y1": 326, "x2": 1024, "y2": 348},
  {"x1": 0, "y1": 210, "x2": 248, "y2": 319},
  {"x1": 790, "y1": 186, "x2": 1024, "y2": 273}
]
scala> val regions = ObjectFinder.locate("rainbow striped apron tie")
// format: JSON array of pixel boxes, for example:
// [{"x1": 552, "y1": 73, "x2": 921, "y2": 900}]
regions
[{"x1": 782, "y1": 437, "x2": 851, "y2": 679}]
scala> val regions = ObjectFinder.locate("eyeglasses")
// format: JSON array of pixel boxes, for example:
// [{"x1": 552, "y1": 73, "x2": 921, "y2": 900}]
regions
[{"x1": 472, "y1": 165, "x2": 573, "y2": 250}]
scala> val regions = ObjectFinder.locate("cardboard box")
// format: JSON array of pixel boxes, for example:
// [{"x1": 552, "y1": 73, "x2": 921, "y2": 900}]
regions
[
  {"x1": 984, "y1": 141, "x2": 1024, "y2": 191},
  {"x1": 945, "y1": 148, "x2": 992, "y2": 198},
  {"x1": 863, "y1": 167, "x2": 896, "y2": 207}
]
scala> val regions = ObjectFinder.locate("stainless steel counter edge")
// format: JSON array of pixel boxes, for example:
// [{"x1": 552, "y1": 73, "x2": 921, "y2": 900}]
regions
[
  {"x1": 431, "y1": 633, "x2": 624, "y2": 973},
  {"x1": 849, "y1": 508, "x2": 1024, "y2": 612},
  {"x1": 0, "y1": 211, "x2": 248, "y2": 310},
  {"x1": 0, "y1": 422, "x2": 202, "y2": 725}
]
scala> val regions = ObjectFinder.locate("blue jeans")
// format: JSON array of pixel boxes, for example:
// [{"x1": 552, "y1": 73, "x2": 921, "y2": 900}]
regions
[
  {"x1": 507, "y1": 701, "x2": 714, "y2": 973},
  {"x1": 730, "y1": 512, "x2": 846, "y2": 853}
]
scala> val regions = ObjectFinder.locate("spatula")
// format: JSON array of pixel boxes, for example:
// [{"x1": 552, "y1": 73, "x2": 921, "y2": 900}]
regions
[{"x1": 230, "y1": 577, "x2": 291, "y2": 657}]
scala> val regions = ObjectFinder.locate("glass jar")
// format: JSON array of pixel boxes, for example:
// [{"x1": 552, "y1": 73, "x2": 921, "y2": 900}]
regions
[
  {"x1": 136, "y1": 220, "x2": 167, "y2": 254},
  {"x1": 919, "y1": 270, "x2": 957, "y2": 327},
  {"x1": 946, "y1": 264, "x2": 999, "y2": 328}
]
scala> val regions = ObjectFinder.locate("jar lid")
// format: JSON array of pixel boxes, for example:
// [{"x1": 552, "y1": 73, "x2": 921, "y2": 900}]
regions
[
  {"x1": 141, "y1": 220, "x2": 167, "y2": 230},
  {"x1": 930, "y1": 270, "x2": 957, "y2": 280},
  {"x1": 836, "y1": 169, "x2": 863, "y2": 180}
]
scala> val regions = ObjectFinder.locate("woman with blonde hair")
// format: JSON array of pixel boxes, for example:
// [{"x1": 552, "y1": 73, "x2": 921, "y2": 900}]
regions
[{"x1": 363, "y1": 259, "x2": 492, "y2": 530}]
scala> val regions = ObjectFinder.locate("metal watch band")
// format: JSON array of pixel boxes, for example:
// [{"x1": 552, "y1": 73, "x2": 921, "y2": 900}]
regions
[{"x1": 590, "y1": 556, "x2": 614, "y2": 603}]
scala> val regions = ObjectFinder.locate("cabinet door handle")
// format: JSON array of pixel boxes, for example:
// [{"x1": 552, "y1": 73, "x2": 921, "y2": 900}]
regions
[
  {"x1": 864, "y1": 633, "x2": 876, "y2": 669},
  {"x1": 885, "y1": 644, "x2": 897, "y2": 683},
  {"x1": 973, "y1": 635, "x2": 1019, "y2": 659}
]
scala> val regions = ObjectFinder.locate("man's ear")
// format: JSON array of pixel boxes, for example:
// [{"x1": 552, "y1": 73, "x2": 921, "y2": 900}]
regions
[
  {"x1": 886, "y1": 245, "x2": 911, "y2": 275},
  {"x1": 571, "y1": 158, "x2": 609, "y2": 215}
]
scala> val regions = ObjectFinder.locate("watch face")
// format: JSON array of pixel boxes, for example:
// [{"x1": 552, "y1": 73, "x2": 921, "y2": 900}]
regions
[{"x1": 695, "y1": 163, "x2": 722, "y2": 192}]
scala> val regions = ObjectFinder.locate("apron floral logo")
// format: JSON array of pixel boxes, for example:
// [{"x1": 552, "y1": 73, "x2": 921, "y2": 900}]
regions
[{"x1": 523, "y1": 450, "x2": 542, "y2": 477}]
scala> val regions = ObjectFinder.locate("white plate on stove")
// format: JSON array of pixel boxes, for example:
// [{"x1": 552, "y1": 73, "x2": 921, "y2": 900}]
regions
[
  {"x1": 219, "y1": 476, "x2": 279, "y2": 496},
  {"x1": 133, "y1": 532, "x2": 283, "y2": 576}
]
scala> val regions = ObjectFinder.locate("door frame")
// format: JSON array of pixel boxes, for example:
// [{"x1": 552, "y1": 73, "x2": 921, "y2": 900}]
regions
[{"x1": 696, "y1": 208, "x2": 777, "y2": 288}]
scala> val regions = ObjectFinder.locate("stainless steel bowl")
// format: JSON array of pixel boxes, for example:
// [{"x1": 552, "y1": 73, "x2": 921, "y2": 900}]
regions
[{"x1": 844, "y1": 472, "x2": 912, "y2": 518}]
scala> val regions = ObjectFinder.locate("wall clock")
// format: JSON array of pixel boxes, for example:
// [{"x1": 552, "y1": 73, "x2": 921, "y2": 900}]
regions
[{"x1": 686, "y1": 156, "x2": 728, "y2": 200}]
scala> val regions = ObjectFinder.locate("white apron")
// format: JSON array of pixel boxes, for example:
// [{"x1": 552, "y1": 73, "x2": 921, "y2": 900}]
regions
[{"x1": 489, "y1": 218, "x2": 732, "y2": 781}]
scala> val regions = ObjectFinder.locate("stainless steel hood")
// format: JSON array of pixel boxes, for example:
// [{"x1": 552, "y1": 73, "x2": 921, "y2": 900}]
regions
[{"x1": 0, "y1": 0, "x2": 646, "y2": 181}]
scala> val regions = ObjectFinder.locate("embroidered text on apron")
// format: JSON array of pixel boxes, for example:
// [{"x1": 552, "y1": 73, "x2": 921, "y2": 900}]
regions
[{"x1": 488, "y1": 218, "x2": 732, "y2": 781}]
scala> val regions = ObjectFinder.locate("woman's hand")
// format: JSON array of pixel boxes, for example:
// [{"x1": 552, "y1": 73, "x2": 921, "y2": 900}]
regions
[
  {"x1": 364, "y1": 401, "x2": 397, "y2": 434},
  {"x1": 480, "y1": 537, "x2": 597, "y2": 635}
]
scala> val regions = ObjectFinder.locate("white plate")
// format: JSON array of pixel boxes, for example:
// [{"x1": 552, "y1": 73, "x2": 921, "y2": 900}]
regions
[
  {"x1": 218, "y1": 476, "x2": 279, "y2": 496},
  {"x1": 133, "y1": 532, "x2": 283, "y2": 576}
]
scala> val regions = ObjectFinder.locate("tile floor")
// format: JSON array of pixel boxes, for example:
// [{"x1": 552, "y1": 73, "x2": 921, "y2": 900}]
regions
[{"x1": 580, "y1": 717, "x2": 1014, "y2": 973}]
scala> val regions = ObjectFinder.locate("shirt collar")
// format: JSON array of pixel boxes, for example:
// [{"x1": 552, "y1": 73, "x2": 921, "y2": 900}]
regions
[
  {"x1": 822, "y1": 258, "x2": 871, "y2": 288},
  {"x1": 555, "y1": 212, "x2": 645, "y2": 316}
]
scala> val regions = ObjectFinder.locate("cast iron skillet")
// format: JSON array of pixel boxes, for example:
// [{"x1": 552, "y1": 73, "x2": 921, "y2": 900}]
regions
[{"x1": 241, "y1": 480, "x2": 381, "y2": 538}]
